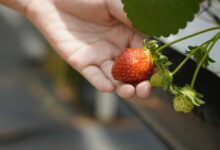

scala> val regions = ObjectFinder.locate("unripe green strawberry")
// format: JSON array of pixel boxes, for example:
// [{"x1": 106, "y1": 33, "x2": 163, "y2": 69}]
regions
[
  {"x1": 149, "y1": 72, "x2": 164, "y2": 88},
  {"x1": 150, "y1": 70, "x2": 172, "y2": 90},
  {"x1": 173, "y1": 95, "x2": 195, "y2": 113}
]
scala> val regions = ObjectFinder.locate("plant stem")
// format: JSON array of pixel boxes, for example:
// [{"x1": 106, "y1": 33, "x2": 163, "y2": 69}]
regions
[
  {"x1": 171, "y1": 40, "x2": 211, "y2": 76},
  {"x1": 191, "y1": 33, "x2": 220, "y2": 88},
  {"x1": 156, "y1": 26, "x2": 220, "y2": 52}
]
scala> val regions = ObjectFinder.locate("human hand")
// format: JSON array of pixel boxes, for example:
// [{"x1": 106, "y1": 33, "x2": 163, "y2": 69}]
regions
[{"x1": 2, "y1": 0, "x2": 152, "y2": 99}]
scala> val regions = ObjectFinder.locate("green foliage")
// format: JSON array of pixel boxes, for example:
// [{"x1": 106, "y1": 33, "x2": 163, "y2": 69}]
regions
[
  {"x1": 186, "y1": 46, "x2": 215, "y2": 68},
  {"x1": 123, "y1": 0, "x2": 200, "y2": 37},
  {"x1": 170, "y1": 85, "x2": 205, "y2": 106},
  {"x1": 145, "y1": 40, "x2": 173, "y2": 90}
]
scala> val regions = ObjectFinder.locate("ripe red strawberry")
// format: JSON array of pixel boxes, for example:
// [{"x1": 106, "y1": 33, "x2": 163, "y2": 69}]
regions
[{"x1": 111, "y1": 48, "x2": 154, "y2": 84}]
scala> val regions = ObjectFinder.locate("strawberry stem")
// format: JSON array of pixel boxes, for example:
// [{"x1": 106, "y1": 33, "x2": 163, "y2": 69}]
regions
[
  {"x1": 191, "y1": 32, "x2": 220, "y2": 88},
  {"x1": 171, "y1": 40, "x2": 211, "y2": 76},
  {"x1": 156, "y1": 26, "x2": 220, "y2": 52}
]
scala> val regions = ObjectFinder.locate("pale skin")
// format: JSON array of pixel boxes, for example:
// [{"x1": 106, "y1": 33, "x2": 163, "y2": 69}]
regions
[{"x1": 0, "y1": 0, "x2": 152, "y2": 99}]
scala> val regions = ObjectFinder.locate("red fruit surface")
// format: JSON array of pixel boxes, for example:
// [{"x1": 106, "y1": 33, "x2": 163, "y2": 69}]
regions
[{"x1": 111, "y1": 48, "x2": 154, "y2": 84}]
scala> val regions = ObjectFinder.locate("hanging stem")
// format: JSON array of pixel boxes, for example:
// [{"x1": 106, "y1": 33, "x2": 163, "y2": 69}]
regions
[
  {"x1": 171, "y1": 40, "x2": 211, "y2": 76},
  {"x1": 156, "y1": 26, "x2": 220, "y2": 52},
  {"x1": 191, "y1": 33, "x2": 220, "y2": 88}
]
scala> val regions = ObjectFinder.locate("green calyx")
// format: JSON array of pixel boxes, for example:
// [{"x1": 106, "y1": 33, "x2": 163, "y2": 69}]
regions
[
  {"x1": 170, "y1": 85, "x2": 205, "y2": 107},
  {"x1": 145, "y1": 40, "x2": 173, "y2": 91},
  {"x1": 144, "y1": 40, "x2": 172, "y2": 68},
  {"x1": 146, "y1": 40, "x2": 159, "y2": 51}
]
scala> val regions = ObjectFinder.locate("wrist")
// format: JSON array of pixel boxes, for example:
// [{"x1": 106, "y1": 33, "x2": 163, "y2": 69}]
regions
[{"x1": 0, "y1": 0, "x2": 31, "y2": 15}]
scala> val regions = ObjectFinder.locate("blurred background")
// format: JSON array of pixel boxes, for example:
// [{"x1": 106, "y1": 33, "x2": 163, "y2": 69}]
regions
[
  {"x1": 0, "y1": 5, "x2": 169, "y2": 150},
  {"x1": 0, "y1": 1, "x2": 220, "y2": 150}
]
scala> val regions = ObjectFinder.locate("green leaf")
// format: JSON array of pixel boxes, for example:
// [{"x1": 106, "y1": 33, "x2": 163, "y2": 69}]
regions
[
  {"x1": 195, "y1": 98, "x2": 205, "y2": 105},
  {"x1": 123, "y1": 0, "x2": 200, "y2": 37},
  {"x1": 164, "y1": 61, "x2": 173, "y2": 67},
  {"x1": 186, "y1": 46, "x2": 216, "y2": 68}
]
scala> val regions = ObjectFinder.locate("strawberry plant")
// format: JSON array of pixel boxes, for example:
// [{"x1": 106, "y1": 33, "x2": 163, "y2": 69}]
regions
[{"x1": 112, "y1": 0, "x2": 220, "y2": 113}]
